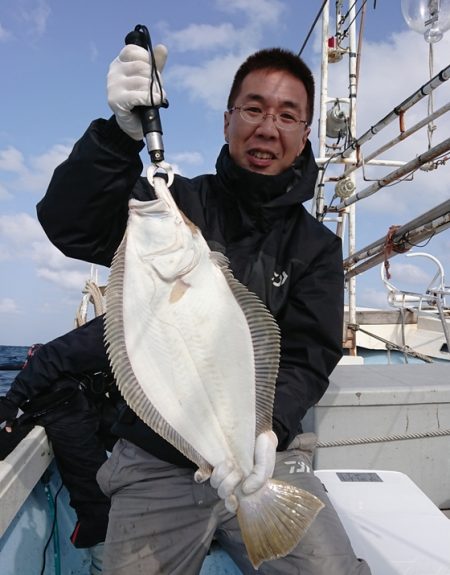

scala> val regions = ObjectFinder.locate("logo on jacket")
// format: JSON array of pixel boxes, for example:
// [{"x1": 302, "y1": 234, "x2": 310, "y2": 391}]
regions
[
  {"x1": 272, "y1": 271, "x2": 288, "y2": 287},
  {"x1": 284, "y1": 459, "x2": 311, "y2": 474}
]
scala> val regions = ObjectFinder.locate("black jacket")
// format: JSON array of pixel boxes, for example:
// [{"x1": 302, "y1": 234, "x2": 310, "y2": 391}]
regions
[
  {"x1": 5, "y1": 317, "x2": 111, "y2": 407},
  {"x1": 38, "y1": 116, "x2": 344, "y2": 456},
  {"x1": 2, "y1": 317, "x2": 115, "y2": 548}
]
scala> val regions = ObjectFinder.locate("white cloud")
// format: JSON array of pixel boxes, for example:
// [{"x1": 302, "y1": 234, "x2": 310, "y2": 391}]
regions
[
  {"x1": 387, "y1": 262, "x2": 432, "y2": 286},
  {"x1": 30, "y1": 241, "x2": 99, "y2": 293},
  {"x1": 89, "y1": 41, "x2": 99, "y2": 62},
  {"x1": 216, "y1": 0, "x2": 285, "y2": 26},
  {"x1": 20, "y1": 0, "x2": 51, "y2": 36},
  {"x1": 168, "y1": 53, "x2": 247, "y2": 111},
  {"x1": 0, "y1": 143, "x2": 73, "y2": 196},
  {"x1": 166, "y1": 151, "x2": 204, "y2": 176},
  {"x1": 357, "y1": 186, "x2": 410, "y2": 216},
  {"x1": 0, "y1": 183, "x2": 12, "y2": 200},
  {"x1": 0, "y1": 212, "x2": 43, "y2": 247},
  {"x1": 169, "y1": 151, "x2": 203, "y2": 165},
  {"x1": 29, "y1": 240, "x2": 74, "y2": 268},
  {"x1": 0, "y1": 244, "x2": 10, "y2": 261},
  {"x1": 164, "y1": 23, "x2": 244, "y2": 52},
  {"x1": 0, "y1": 297, "x2": 20, "y2": 314},
  {"x1": 358, "y1": 287, "x2": 391, "y2": 309},
  {"x1": 0, "y1": 146, "x2": 25, "y2": 173},
  {"x1": 36, "y1": 267, "x2": 92, "y2": 291},
  {"x1": 18, "y1": 143, "x2": 73, "y2": 193},
  {"x1": 0, "y1": 21, "x2": 12, "y2": 42},
  {"x1": 0, "y1": 210, "x2": 97, "y2": 293},
  {"x1": 162, "y1": 0, "x2": 287, "y2": 111},
  {"x1": 31, "y1": 143, "x2": 72, "y2": 174}
]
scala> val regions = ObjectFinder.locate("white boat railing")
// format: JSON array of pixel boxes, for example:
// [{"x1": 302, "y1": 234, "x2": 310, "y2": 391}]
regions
[
  {"x1": 380, "y1": 252, "x2": 450, "y2": 352},
  {"x1": 0, "y1": 426, "x2": 53, "y2": 538}
]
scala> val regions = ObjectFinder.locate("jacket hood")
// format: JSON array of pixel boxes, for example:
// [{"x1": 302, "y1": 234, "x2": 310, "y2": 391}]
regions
[{"x1": 215, "y1": 141, "x2": 318, "y2": 230}]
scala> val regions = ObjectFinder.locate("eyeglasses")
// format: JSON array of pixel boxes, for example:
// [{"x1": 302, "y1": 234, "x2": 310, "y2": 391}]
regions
[{"x1": 229, "y1": 105, "x2": 309, "y2": 131}]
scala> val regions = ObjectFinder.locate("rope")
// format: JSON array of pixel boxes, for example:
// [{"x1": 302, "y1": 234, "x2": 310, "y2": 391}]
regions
[
  {"x1": 317, "y1": 427, "x2": 450, "y2": 448},
  {"x1": 75, "y1": 280, "x2": 106, "y2": 327},
  {"x1": 85, "y1": 280, "x2": 105, "y2": 317},
  {"x1": 383, "y1": 224, "x2": 410, "y2": 279},
  {"x1": 348, "y1": 323, "x2": 434, "y2": 363}
]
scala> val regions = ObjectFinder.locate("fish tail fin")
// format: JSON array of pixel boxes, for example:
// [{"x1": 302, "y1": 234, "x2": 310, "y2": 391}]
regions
[{"x1": 236, "y1": 478, "x2": 324, "y2": 569}]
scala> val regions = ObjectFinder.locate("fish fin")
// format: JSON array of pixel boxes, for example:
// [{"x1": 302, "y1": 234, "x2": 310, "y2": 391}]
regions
[
  {"x1": 105, "y1": 235, "x2": 211, "y2": 473},
  {"x1": 210, "y1": 251, "x2": 230, "y2": 268},
  {"x1": 236, "y1": 479, "x2": 324, "y2": 569},
  {"x1": 211, "y1": 253, "x2": 280, "y2": 434}
]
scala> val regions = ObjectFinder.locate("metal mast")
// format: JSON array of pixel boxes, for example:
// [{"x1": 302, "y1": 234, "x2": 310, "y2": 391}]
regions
[{"x1": 314, "y1": 0, "x2": 359, "y2": 354}]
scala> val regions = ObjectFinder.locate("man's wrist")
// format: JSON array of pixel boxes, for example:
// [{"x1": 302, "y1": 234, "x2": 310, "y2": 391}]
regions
[{"x1": 102, "y1": 116, "x2": 146, "y2": 157}]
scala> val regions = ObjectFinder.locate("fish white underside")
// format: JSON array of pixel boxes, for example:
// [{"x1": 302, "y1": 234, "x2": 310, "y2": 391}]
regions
[
  {"x1": 105, "y1": 186, "x2": 278, "y2": 476},
  {"x1": 123, "y1": 207, "x2": 257, "y2": 473}
]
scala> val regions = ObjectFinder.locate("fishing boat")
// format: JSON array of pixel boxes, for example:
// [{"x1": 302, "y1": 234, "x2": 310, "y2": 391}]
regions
[{"x1": 1, "y1": 1, "x2": 450, "y2": 573}]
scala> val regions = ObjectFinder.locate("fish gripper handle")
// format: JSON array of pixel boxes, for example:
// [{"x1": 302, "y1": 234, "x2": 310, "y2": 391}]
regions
[{"x1": 125, "y1": 24, "x2": 167, "y2": 163}]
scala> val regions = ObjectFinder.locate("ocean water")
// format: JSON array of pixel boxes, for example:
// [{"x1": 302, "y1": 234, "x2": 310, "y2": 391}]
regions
[{"x1": 0, "y1": 345, "x2": 28, "y2": 395}]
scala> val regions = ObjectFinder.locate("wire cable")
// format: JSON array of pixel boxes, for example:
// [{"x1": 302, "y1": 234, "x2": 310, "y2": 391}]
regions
[
  {"x1": 298, "y1": 0, "x2": 328, "y2": 56},
  {"x1": 40, "y1": 479, "x2": 64, "y2": 575}
]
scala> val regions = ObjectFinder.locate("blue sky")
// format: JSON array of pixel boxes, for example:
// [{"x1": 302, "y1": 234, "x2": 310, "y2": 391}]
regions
[{"x1": 1, "y1": 0, "x2": 449, "y2": 345}]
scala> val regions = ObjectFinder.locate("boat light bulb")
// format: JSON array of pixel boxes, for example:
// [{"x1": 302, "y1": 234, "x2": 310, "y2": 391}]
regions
[{"x1": 401, "y1": 0, "x2": 450, "y2": 43}]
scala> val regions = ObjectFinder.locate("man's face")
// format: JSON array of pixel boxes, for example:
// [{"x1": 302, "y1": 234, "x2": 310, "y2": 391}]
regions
[{"x1": 224, "y1": 69, "x2": 310, "y2": 176}]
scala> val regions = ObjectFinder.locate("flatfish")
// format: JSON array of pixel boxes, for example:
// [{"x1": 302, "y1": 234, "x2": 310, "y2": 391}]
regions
[{"x1": 104, "y1": 165, "x2": 324, "y2": 568}]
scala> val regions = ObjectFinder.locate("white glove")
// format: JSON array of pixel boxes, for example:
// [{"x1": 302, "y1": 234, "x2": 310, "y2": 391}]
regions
[
  {"x1": 107, "y1": 43, "x2": 168, "y2": 141},
  {"x1": 210, "y1": 459, "x2": 243, "y2": 514},
  {"x1": 208, "y1": 430, "x2": 278, "y2": 513},
  {"x1": 241, "y1": 430, "x2": 278, "y2": 495}
]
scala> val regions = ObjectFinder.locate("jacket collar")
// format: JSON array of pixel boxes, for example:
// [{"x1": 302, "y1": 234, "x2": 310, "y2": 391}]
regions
[{"x1": 215, "y1": 142, "x2": 318, "y2": 230}]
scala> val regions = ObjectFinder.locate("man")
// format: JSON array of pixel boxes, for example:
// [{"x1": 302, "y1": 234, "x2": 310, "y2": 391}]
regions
[
  {"x1": 38, "y1": 43, "x2": 371, "y2": 574},
  {"x1": 0, "y1": 316, "x2": 117, "y2": 554}
]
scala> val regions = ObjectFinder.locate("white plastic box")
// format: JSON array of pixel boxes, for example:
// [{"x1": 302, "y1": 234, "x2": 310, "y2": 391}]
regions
[{"x1": 316, "y1": 469, "x2": 450, "y2": 575}]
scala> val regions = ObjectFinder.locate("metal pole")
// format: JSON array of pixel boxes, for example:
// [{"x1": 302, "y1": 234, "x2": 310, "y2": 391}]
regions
[
  {"x1": 341, "y1": 101, "x2": 450, "y2": 177},
  {"x1": 312, "y1": 0, "x2": 330, "y2": 219},
  {"x1": 346, "y1": 0, "x2": 358, "y2": 341},
  {"x1": 340, "y1": 63, "x2": 450, "y2": 158},
  {"x1": 335, "y1": 136, "x2": 450, "y2": 210},
  {"x1": 344, "y1": 200, "x2": 450, "y2": 278}
]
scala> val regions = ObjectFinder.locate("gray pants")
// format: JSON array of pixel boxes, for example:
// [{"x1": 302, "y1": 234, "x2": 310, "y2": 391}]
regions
[{"x1": 97, "y1": 434, "x2": 372, "y2": 575}]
